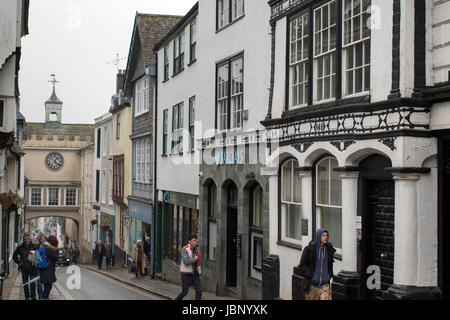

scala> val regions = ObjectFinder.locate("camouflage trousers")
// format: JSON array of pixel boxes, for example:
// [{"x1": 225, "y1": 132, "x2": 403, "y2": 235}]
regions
[{"x1": 305, "y1": 283, "x2": 332, "y2": 300}]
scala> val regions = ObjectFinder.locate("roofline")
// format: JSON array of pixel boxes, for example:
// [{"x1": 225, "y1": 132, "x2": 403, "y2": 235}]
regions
[
  {"x1": 123, "y1": 15, "x2": 139, "y2": 97},
  {"x1": 25, "y1": 122, "x2": 95, "y2": 126},
  {"x1": 154, "y1": 2, "x2": 199, "y2": 51}
]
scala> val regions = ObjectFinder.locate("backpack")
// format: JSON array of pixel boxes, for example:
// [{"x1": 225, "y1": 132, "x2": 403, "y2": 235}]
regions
[{"x1": 35, "y1": 246, "x2": 50, "y2": 269}]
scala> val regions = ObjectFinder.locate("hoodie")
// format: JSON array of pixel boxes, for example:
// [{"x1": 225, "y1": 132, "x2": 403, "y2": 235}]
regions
[{"x1": 310, "y1": 228, "x2": 331, "y2": 286}]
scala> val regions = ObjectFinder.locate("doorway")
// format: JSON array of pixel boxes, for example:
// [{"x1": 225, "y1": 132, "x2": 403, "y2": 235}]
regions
[
  {"x1": 226, "y1": 183, "x2": 238, "y2": 288},
  {"x1": 358, "y1": 154, "x2": 394, "y2": 300}
]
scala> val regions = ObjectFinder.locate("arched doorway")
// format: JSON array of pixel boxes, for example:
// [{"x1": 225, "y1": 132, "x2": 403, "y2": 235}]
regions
[
  {"x1": 358, "y1": 154, "x2": 394, "y2": 300},
  {"x1": 225, "y1": 181, "x2": 238, "y2": 288}
]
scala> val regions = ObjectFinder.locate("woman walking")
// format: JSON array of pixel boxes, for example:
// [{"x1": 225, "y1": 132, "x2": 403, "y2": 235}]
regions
[{"x1": 39, "y1": 235, "x2": 59, "y2": 300}]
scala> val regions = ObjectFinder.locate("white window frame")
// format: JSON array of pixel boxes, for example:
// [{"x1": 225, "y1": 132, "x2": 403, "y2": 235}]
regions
[
  {"x1": 289, "y1": 13, "x2": 310, "y2": 109},
  {"x1": 313, "y1": 1, "x2": 337, "y2": 103},
  {"x1": 65, "y1": 188, "x2": 78, "y2": 206},
  {"x1": 103, "y1": 126, "x2": 108, "y2": 157},
  {"x1": 29, "y1": 187, "x2": 43, "y2": 206},
  {"x1": 145, "y1": 139, "x2": 151, "y2": 183},
  {"x1": 47, "y1": 187, "x2": 60, "y2": 206},
  {"x1": 217, "y1": 63, "x2": 229, "y2": 131},
  {"x1": 281, "y1": 159, "x2": 302, "y2": 245},
  {"x1": 135, "y1": 77, "x2": 150, "y2": 117},
  {"x1": 231, "y1": 57, "x2": 243, "y2": 129},
  {"x1": 343, "y1": 0, "x2": 371, "y2": 97},
  {"x1": 172, "y1": 103, "x2": 184, "y2": 154},
  {"x1": 189, "y1": 97, "x2": 195, "y2": 152},
  {"x1": 315, "y1": 157, "x2": 343, "y2": 251}
]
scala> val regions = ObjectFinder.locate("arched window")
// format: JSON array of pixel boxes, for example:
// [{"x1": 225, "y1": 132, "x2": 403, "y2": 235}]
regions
[
  {"x1": 315, "y1": 157, "x2": 342, "y2": 249},
  {"x1": 281, "y1": 159, "x2": 302, "y2": 244}
]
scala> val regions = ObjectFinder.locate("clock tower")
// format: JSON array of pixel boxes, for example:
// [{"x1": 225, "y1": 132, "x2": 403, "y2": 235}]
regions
[{"x1": 45, "y1": 73, "x2": 63, "y2": 129}]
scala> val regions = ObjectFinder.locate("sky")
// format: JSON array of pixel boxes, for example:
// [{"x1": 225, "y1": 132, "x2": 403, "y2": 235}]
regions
[{"x1": 19, "y1": 0, "x2": 197, "y2": 124}]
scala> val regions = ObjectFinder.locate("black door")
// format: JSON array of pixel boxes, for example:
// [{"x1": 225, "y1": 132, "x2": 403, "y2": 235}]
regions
[
  {"x1": 363, "y1": 179, "x2": 395, "y2": 299},
  {"x1": 1, "y1": 212, "x2": 10, "y2": 273},
  {"x1": 226, "y1": 207, "x2": 237, "y2": 288}
]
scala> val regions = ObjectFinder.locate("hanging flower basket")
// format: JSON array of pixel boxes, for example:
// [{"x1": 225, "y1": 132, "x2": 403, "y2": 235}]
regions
[
  {"x1": 101, "y1": 224, "x2": 111, "y2": 230},
  {"x1": 90, "y1": 219, "x2": 98, "y2": 225},
  {"x1": 0, "y1": 190, "x2": 22, "y2": 210}
]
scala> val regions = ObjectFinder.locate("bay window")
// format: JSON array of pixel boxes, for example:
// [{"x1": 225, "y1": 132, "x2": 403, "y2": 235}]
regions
[
  {"x1": 343, "y1": 0, "x2": 371, "y2": 96},
  {"x1": 281, "y1": 159, "x2": 302, "y2": 244},
  {"x1": 315, "y1": 157, "x2": 342, "y2": 249},
  {"x1": 290, "y1": 13, "x2": 310, "y2": 108}
]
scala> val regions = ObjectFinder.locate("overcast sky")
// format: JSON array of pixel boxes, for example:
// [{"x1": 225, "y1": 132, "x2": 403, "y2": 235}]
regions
[{"x1": 19, "y1": 0, "x2": 197, "y2": 124}]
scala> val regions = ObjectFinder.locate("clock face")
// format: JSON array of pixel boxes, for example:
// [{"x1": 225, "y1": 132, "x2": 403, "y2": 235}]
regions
[{"x1": 46, "y1": 152, "x2": 64, "y2": 170}]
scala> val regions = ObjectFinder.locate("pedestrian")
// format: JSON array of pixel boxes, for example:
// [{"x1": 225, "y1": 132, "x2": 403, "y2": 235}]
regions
[
  {"x1": 105, "y1": 242, "x2": 113, "y2": 270},
  {"x1": 131, "y1": 240, "x2": 148, "y2": 278},
  {"x1": 298, "y1": 228, "x2": 336, "y2": 300},
  {"x1": 175, "y1": 233, "x2": 202, "y2": 300},
  {"x1": 12, "y1": 233, "x2": 37, "y2": 300},
  {"x1": 39, "y1": 235, "x2": 59, "y2": 300},
  {"x1": 143, "y1": 236, "x2": 151, "y2": 276},
  {"x1": 73, "y1": 247, "x2": 80, "y2": 264},
  {"x1": 94, "y1": 240, "x2": 106, "y2": 270},
  {"x1": 68, "y1": 245, "x2": 74, "y2": 265},
  {"x1": 34, "y1": 234, "x2": 46, "y2": 300}
]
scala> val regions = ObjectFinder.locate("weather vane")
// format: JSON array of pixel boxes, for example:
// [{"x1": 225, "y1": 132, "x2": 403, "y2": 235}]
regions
[{"x1": 49, "y1": 72, "x2": 60, "y2": 88}]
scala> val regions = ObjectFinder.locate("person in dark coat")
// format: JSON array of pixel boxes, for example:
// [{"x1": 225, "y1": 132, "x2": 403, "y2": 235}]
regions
[
  {"x1": 94, "y1": 240, "x2": 106, "y2": 269},
  {"x1": 105, "y1": 243, "x2": 113, "y2": 270},
  {"x1": 68, "y1": 245, "x2": 74, "y2": 265},
  {"x1": 73, "y1": 247, "x2": 80, "y2": 264},
  {"x1": 298, "y1": 228, "x2": 336, "y2": 300},
  {"x1": 39, "y1": 235, "x2": 59, "y2": 300},
  {"x1": 12, "y1": 233, "x2": 37, "y2": 300},
  {"x1": 34, "y1": 234, "x2": 46, "y2": 300},
  {"x1": 143, "y1": 236, "x2": 151, "y2": 276}
]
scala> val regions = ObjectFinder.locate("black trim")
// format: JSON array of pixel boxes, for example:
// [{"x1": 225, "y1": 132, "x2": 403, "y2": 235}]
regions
[
  {"x1": 295, "y1": 166, "x2": 312, "y2": 172},
  {"x1": 421, "y1": 84, "x2": 450, "y2": 103},
  {"x1": 261, "y1": 97, "x2": 430, "y2": 126},
  {"x1": 389, "y1": 0, "x2": 401, "y2": 100},
  {"x1": 384, "y1": 167, "x2": 431, "y2": 174},
  {"x1": 413, "y1": 0, "x2": 426, "y2": 95}
]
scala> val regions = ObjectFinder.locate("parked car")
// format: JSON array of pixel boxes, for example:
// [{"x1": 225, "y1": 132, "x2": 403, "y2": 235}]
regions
[{"x1": 57, "y1": 248, "x2": 70, "y2": 266}]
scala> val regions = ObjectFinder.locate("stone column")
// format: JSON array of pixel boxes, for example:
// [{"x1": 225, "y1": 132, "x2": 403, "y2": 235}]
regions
[
  {"x1": 261, "y1": 166, "x2": 280, "y2": 300},
  {"x1": 383, "y1": 170, "x2": 442, "y2": 300},
  {"x1": 332, "y1": 170, "x2": 360, "y2": 300},
  {"x1": 392, "y1": 173, "x2": 420, "y2": 287}
]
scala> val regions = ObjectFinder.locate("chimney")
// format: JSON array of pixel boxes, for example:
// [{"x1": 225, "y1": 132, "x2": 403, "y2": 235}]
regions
[{"x1": 116, "y1": 69, "x2": 126, "y2": 95}]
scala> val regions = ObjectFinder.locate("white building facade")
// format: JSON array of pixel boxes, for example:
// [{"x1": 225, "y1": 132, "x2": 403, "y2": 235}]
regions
[{"x1": 261, "y1": 0, "x2": 448, "y2": 300}]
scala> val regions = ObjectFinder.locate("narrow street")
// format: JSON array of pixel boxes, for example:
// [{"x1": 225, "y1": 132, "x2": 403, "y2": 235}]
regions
[{"x1": 51, "y1": 266, "x2": 166, "y2": 300}]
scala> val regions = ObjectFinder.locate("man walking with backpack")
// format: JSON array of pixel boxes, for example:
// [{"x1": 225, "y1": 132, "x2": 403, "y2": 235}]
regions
[
  {"x1": 175, "y1": 233, "x2": 202, "y2": 300},
  {"x1": 12, "y1": 233, "x2": 37, "y2": 300}
]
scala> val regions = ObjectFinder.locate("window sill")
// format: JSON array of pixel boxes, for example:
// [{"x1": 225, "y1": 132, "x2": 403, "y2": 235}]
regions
[
  {"x1": 187, "y1": 59, "x2": 197, "y2": 67},
  {"x1": 216, "y1": 14, "x2": 245, "y2": 33},
  {"x1": 172, "y1": 68, "x2": 185, "y2": 78},
  {"x1": 161, "y1": 154, "x2": 168, "y2": 157},
  {"x1": 250, "y1": 226, "x2": 263, "y2": 233},
  {"x1": 162, "y1": 78, "x2": 169, "y2": 84},
  {"x1": 134, "y1": 111, "x2": 149, "y2": 118},
  {"x1": 277, "y1": 240, "x2": 302, "y2": 251}
]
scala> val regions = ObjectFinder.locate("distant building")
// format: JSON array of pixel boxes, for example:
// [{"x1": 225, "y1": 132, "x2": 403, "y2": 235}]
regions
[{"x1": 23, "y1": 80, "x2": 94, "y2": 256}]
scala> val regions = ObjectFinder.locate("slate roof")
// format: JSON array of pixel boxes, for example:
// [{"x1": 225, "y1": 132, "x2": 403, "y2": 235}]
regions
[{"x1": 135, "y1": 13, "x2": 183, "y2": 67}]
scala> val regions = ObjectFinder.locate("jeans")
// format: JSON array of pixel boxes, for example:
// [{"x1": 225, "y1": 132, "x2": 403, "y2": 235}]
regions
[
  {"x1": 98, "y1": 255, "x2": 104, "y2": 269},
  {"x1": 36, "y1": 269, "x2": 43, "y2": 300},
  {"x1": 21, "y1": 270, "x2": 36, "y2": 299},
  {"x1": 42, "y1": 283, "x2": 52, "y2": 300},
  {"x1": 175, "y1": 273, "x2": 202, "y2": 300}
]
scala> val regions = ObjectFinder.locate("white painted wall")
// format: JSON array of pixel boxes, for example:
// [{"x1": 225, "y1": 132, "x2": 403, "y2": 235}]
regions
[{"x1": 156, "y1": 15, "x2": 200, "y2": 196}]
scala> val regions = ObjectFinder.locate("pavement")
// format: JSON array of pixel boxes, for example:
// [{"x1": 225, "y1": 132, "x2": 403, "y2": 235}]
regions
[{"x1": 79, "y1": 264, "x2": 236, "y2": 300}]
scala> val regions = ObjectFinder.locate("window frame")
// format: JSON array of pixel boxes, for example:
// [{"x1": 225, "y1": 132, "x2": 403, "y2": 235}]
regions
[
  {"x1": 173, "y1": 32, "x2": 185, "y2": 75},
  {"x1": 314, "y1": 156, "x2": 343, "y2": 251},
  {"x1": 0, "y1": 100, "x2": 4, "y2": 127},
  {"x1": 116, "y1": 113, "x2": 121, "y2": 140},
  {"x1": 217, "y1": 0, "x2": 245, "y2": 30},
  {"x1": 171, "y1": 102, "x2": 184, "y2": 154},
  {"x1": 65, "y1": 188, "x2": 78, "y2": 206},
  {"x1": 47, "y1": 187, "x2": 60, "y2": 206},
  {"x1": 189, "y1": 96, "x2": 195, "y2": 152},
  {"x1": 162, "y1": 109, "x2": 168, "y2": 155},
  {"x1": 280, "y1": 158, "x2": 303, "y2": 246},
  {"x1": 30, "y1": 187, "x2": 43, "y2": 206},
  {"x1": 163, "y1": 46, "x2": 169, "y2": 81},
  {"x1": 189, "y1": 19, "x2": 197, "y2": 64},
  {"x1": 134, "y1": 76, "x2": 150, "y2": 116},
  {"x1": 215, "y1": 53, "x2": 244, "y2": 131}
]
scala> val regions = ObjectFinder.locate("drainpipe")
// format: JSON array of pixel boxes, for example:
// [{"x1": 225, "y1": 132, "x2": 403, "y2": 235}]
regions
[{"x1": 152, "y1": 48, "x2": 159, "y2": 277}]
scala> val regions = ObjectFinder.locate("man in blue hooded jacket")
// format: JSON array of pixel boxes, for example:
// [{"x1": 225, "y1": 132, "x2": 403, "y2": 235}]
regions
[{"x1": 298, "y1": 228, "x2": 336, "y2": 300}]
